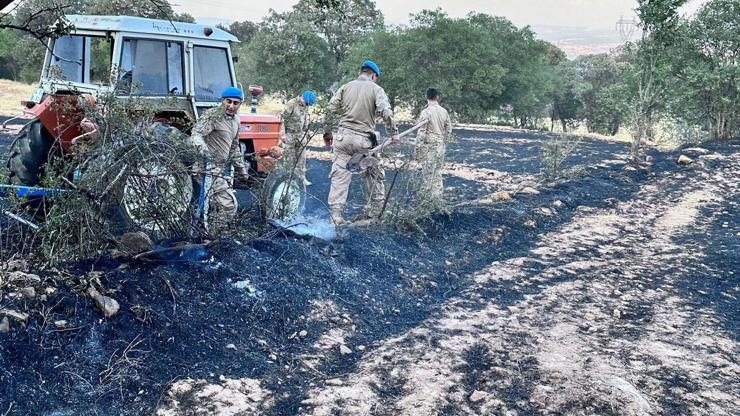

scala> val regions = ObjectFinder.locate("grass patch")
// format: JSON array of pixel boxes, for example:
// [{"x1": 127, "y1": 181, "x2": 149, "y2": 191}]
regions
[{"x1": 0, "y1": 79, "x2": 35, "y2": 116}]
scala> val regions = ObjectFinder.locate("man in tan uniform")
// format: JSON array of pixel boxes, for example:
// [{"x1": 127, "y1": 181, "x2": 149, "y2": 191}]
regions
[
  {"x1": 414, "y1": 88, "x2": 452, "y2": 198},
  {"x1": 190, "y1": 86, "x2": 250, "y2": 232},
  {"x1": 323, "y1": 60, "x2": 398, "y2": 225},
  {"x1": 281, "y1": 90, "x2": 316, "y2": 186}
]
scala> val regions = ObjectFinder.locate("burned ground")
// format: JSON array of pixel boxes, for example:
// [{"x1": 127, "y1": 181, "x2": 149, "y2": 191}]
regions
[{"x1": 0, "y1": 120, "x2": 738, "y2": 415}]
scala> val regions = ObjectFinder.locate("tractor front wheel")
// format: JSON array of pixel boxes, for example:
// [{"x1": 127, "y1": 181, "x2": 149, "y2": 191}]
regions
[{"x1": 7, "y1": 120, "x2": 55, "y2": 186}]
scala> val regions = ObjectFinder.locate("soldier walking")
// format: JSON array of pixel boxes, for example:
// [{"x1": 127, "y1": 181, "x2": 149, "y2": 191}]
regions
[
  {"x1": 281, "y1": 90, "x2": 317, "y2": 186},
  {"x1": 323, "y1": 60, "x2": 398, "y2": 225},
  {"x1": 414, "y1": 88, "x2": 452, "y2": 199}
]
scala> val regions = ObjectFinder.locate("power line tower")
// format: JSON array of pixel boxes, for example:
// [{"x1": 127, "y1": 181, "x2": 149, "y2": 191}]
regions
[{"x1": 616, "y1": 15, "x2": 639, "y2": 42}]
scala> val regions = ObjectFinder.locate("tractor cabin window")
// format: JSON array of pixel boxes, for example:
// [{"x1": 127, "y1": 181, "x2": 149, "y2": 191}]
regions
[
  {"x1": 193, "y1": 46, "x2": 232, "y2": 102},
  {"x1": 118, "y1": 39, "x2": 185, "y2": 96},
  {"x1": 50, "y1": 35, "x2": 113, "y2": 84}
]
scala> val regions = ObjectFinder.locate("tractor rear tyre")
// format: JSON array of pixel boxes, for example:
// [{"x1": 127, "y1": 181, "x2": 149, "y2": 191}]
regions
[{"x1": 7, "y1": 120, "x2": 55, "y2": 186}]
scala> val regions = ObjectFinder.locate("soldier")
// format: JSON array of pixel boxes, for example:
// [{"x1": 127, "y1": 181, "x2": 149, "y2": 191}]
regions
[
  {"x1": 414, "y1": 88, "x2": 452, "y2": 199},
  {"x1": 190, "y1": 86, "x2": 250, "y2": 232},
  {"x1": 281, "y1": 90, "x2": 317, "y2": 186},
  {"x1": 323, "y1": 60, "x2": 399, "y2": 225}
]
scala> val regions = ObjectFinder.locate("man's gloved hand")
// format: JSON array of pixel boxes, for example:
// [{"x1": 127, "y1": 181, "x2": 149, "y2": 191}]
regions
[
  {"x1": 195, "y1": 143, "x2": 211, "y2": 159},
  {"x1": 323, "y1": 132, "x2": 334, "y2": 148}
]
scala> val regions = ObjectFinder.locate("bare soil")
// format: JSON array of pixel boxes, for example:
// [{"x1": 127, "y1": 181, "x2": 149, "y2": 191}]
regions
[{"x1": 0, "y1": 120, "x2": 737, "y2": 415}]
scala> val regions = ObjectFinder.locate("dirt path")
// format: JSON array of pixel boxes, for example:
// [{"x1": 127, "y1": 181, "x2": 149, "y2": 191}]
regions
[{"x1": 298, "y1": 153, "x2": 739, "y2": 415}]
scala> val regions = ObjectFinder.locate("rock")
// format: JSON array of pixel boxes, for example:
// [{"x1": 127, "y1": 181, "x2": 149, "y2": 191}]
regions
[
  {"x1": 606, "y1": 376, "x2": 651, "y2": 413},
  {"x1": 519, "y1": 186, "x2": 540, "y2": 195},
  {"x1": 684, "y1": 147, "x2": 709, "y2": 155},
  {"x1": 0, "y1": 309, "x2": 28, "y2": 323},
  {"x1": 613, "y1": 309, "x2": 621, "y2": 319},
  {"x1": 326, "y1": 378, "x2": 344, "y2": 386},
  {"x1": 298, "y1": 330, "x2": 308, "y2": 338},
  {"x1": 539, "y1": 207, "x2": 554, "y2": 216},
  {"x1": 9, "y1": 271, "x2": 41, "y2": 285},
  {"x1": 677, "y1": 155, "x2": 693, "y2": 165},
  {"x1": 490, "y1": 191, "x2": 512, "y2": 202},
  {"x1": 0, "y1": 317, "x2": 9, "y2": 333},
  {"x1": 118, "y1": 232, "x2": 153, "y2": 255},
  {"x1": 552, "y1": 200, "x2": 564, "y2": 208},
  {"x1": 523, "y1": 219, "x2": 537, "y2": 228},
  {"x1": 339, "y1": 345, "x2": 352, "y2": 355},
  {"x1": 20, "y1": 287, "x2": 36, "y2": 299},
  {"x1": 86, "y1": 287, "x2": 120, "y2": 318},
  {"x1": 2, "y1": 259, "x2": 28, "y2": 272},
  {"x1": 225, "y1": 343, "x2": 237, "y2": 350},
  {"x1": 357, "y1": 345, "x2": 366, "y2": 351},
  {"x1": 469, "y1": 390, "x2": 488, "y2": 402},
  {"x1": 585, "y1": 312, "x2": 595, "y2": 321},
  {"x1": 54, "y1": 320, "x2": 68, "y2": 329}
]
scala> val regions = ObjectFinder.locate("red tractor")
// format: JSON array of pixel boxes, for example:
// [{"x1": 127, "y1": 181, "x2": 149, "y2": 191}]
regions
[{"x1": 4, "y1": 15, "x2": 304, "y2": 233}]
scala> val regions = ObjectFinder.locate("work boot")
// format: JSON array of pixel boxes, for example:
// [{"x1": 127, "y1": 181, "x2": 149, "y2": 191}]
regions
[{"x1": 330, "y1": 207, "x2": 345, "y2": 225}]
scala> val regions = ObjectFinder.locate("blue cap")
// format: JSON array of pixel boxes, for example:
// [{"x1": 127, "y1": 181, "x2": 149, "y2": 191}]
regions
[
  {"x1": 221, "y1": 86, "x2": 244, "y2": 100},
  {"x1": 361, "y1": 60, "x2": 380, "y2": 77},
  {"x1": 302, "y1": 90, "x2": 317, "y2": 106}
]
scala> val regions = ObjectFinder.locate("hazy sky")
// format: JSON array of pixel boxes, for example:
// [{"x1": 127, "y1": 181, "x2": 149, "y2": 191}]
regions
[{"x1": 169, "y1": 0, "x2": 709, "y2": 29}]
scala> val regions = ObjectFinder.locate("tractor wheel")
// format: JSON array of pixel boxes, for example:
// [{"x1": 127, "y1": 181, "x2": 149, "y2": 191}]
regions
[
  {"x1": 261, "y1": 169, "x2": 305, "y2": 221},
  {"x1": 7, "y1": 120, "x2": 55, "y2": 186},
  {"x1": 97, "y1": 123, "x2": 195, "y2": 238}
]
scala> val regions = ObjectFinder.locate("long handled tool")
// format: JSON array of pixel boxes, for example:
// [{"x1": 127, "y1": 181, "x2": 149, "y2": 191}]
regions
[{"x1": 346, "y1": 120, "x2": 428, "y2": 173}]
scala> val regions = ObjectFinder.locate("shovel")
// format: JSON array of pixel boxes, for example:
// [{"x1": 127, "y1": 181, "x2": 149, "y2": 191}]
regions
[{"x1": 346, "y1": 120, "x2": 428, "y2": 173}]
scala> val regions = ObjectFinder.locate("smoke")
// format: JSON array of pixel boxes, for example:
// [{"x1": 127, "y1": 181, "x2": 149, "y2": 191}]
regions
[{"x1": 269, "y1": 215, "x2": 337, "y2": 240}]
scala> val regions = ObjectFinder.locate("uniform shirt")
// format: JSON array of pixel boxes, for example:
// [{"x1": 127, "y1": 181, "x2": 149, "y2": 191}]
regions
[
  {"x1": 327, "y1": 77, "x2": 398, "y2": 136},
  {"x1": 190, "y1": 106, "x2": 249, "y2": 179},
  {"x1": 282, "y1": 96, "x2": 308, "y2": 135},
  {"x1": 417, "y1": 101, "x2": 452, "y2": 143}
]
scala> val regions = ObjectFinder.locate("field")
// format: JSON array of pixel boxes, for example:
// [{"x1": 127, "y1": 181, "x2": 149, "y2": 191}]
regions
[{"x1": 0, "y1": 111, "x2": 738, "y2": 415}]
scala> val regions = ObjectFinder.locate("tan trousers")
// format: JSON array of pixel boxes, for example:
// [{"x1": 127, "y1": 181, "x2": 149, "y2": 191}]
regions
[
  {"x1": 328, "y1": 127, "x2": 385, "y2": 217},
  {"x1": 196, "y1": 168, "x2": 237, "y2": 233},
  {"x1": 414, "y1": 141, "x2": 446, "y2": 198}
]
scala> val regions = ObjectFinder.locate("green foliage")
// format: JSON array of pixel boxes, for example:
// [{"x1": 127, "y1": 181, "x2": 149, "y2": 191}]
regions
[
  {"x1": 241, "y1": 12, "x2": 334, "y2": 97},
  {"x1": 574, "y1": 54, "x2": 632, "y2": 135},
  {"x1": 665, "y1": 0, "x2": 739, "y2": 139},
  {"x1": 0, "y1": 29, "x2": 20, "y2": 79},
  {"x1": 293, "y1": 0, "x2": 384, "y2": 79}
]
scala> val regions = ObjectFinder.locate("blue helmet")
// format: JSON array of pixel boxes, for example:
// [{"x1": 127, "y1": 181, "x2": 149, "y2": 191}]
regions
[
  {"x1": 302, "y1": 90, "x2": 317, "y2": 106},
  {"x1": 221, "y1": 86, "x2": 244, "y2": 100},
  {"x1": 361, "y1": 60, "x2": 380, "y2": 77}
]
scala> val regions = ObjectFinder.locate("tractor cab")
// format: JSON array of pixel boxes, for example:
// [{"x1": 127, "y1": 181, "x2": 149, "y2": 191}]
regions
[{"x1": 14, "y1": 15, "x2": 280, "y2": 184}]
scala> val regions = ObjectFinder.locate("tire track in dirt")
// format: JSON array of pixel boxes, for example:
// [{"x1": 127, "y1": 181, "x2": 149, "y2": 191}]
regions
[{"x1": 298, "y1": 153, "x2": 739, "y2": 416}]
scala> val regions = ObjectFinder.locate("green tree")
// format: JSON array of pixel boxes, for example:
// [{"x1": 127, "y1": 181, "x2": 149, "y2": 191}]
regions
[
  {"x1": 631, "y1": 0, "x2": 687, "y2": 161},
  {"x1": 293, "y1": 0, "x2": 384, "y2": 80},
  {"x1": 667, "y1": 0, "x2": 739, "y2": 139},
  {"x1": 241, "y1": 11, "x2": 334, "y2": 97},
  {"x1": 0, "y1": 29, "x2": 21, "y2": 79},
  {"x1": 549, "y1": 59, "x2": 586, "y2": 132},
  {"x1": 574, "y1": 54, "x2": 632, "y2": 135}
]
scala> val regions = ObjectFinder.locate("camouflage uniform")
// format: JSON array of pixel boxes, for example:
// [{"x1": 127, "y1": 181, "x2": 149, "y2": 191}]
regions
[
  {"x1": 281, "y1": 96, "x2": 310, "y2": 181},
  {"x1": 414, "y1": 101, "x2": 452, "y2": 198},
  {"x1": 190, "y1": 106, "x2": 249, "y2": 232},
  {"x1": 325, "y1": 77, "x2": 398, "y2": 221}
]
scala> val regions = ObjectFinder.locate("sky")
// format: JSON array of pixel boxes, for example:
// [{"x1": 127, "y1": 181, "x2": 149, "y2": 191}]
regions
[{"x1": 168, "y1": 0, "x2": 709, "y2": 30}]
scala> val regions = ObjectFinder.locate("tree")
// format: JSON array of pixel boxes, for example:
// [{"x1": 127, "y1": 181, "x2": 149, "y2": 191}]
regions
[
  {"x1": 574, "y1": 54, "x2": 632, "y2": 135},
  {"x1": 549, "y1": 59, "x2": 586, "y2": 132},
  {"x1": 666, "y1": 0, "x2": 739, "y2": 139},
  {"x1": 222, "y1": 20, "x2": 258, "y2": 43},
  {"x1": 293, "y1": 0, "x2": 384, "y2": 81},
  {"x1": 241, "y1": 11, "x2": 334, "y2": 98},
  {"x1": 631, "y1": 0, "x2": 687, "y2": 161}
]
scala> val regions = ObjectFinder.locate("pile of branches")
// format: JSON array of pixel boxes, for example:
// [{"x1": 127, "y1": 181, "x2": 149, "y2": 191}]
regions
[{"x1": 3, "y1": 93, "x2": 202, "y2": 264}]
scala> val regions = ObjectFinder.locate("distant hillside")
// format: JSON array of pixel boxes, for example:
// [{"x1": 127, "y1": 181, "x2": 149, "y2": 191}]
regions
[{"x1": 532, "y1": 24, "x2": 635, "y2": 58}]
